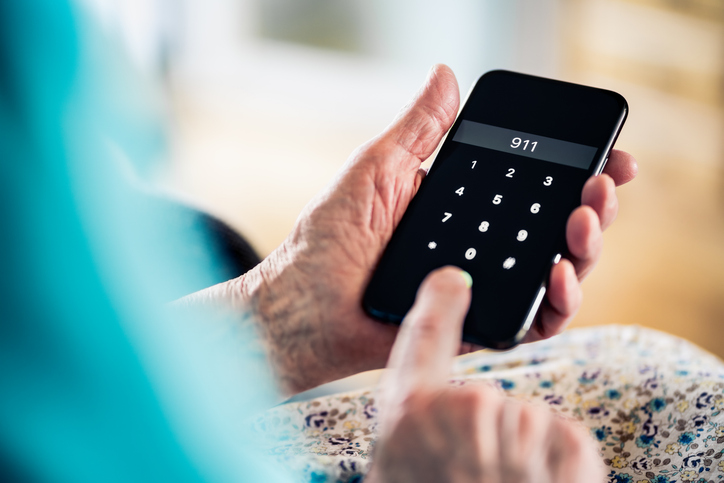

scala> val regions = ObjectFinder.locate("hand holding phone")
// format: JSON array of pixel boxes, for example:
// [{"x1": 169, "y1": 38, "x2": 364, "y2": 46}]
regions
[
  {"x1": 190, "y1": 66, "x2": 635, "y2": 395},
  {"x1": 364, "y1": 70, "x2": 628, "y2": 349}
]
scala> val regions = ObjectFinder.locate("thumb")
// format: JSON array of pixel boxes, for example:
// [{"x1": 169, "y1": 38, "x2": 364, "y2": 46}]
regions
[
  {"x1": 382, "y1": 266, "x2": 472, "y2": 403},
  {"x1": 374, "y1": 64, "x2": 460, "y2": 169}
]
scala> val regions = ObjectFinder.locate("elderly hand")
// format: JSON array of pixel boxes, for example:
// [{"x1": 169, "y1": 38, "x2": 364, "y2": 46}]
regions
[
  {"x1": 366, "y1": 267, "x2": 604, "y2": 483},
  {"x1": 181, "y1": 65, "x2": 637, "y2": 396}
]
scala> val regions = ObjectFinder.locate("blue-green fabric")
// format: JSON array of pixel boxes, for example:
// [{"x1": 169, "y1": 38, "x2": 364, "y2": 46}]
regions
[{"x1": 0, "y1": 2, "x2": 291, "y2": 481}]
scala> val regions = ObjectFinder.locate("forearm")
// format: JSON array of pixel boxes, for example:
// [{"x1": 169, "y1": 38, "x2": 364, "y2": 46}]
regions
[{"x1": 177, "y1": 242, "x2": 332, "y2": 397}]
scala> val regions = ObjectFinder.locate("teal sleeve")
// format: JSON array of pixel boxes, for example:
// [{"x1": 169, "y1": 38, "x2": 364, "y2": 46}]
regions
[{"x1": 0, "y1": 1, "x2": 294, "y2": 482}]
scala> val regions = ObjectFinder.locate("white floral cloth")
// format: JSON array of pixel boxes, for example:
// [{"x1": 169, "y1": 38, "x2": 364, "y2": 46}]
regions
[{"x1": 254, "y1": 326, "x2": 724, "y2": 483}]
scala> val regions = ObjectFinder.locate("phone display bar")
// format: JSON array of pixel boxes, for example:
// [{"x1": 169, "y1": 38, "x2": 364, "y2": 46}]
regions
[{"x1": 452, "y1": 120, "x2": 597, "y2": 170}]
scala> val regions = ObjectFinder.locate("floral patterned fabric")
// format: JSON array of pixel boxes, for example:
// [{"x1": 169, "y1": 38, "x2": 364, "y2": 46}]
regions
[{"x1": 254, "y1": 326, "x2": 724, "y2": 483}]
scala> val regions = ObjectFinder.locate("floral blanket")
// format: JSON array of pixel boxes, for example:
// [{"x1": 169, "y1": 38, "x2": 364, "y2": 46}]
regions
[{"x1": 255, "y1": 326, "x2": 724, "y2": 483}]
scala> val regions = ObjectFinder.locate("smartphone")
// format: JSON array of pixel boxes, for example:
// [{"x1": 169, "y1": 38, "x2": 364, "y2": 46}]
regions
[{"x1": 363, "y1": 70, "x2": 628, "y2": 349}]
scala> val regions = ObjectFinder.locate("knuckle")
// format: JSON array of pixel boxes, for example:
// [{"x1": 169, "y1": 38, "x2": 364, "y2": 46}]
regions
[
  {"x1": 394, "y1": 392, "x2": 434, "y2": 429},
  {"x1": 517, "y1": 401, "x2": 539, "y2": 424},
  {"x1": 520, "y1": 403, "x2": 553, "y2": 437},
  {"x1": 456, "y1": 386, "x2": 500, "y2": 414},
  {"x1": 554, "y1": 419, "x2": 589, "y2": 454},
  {"x1": 457, "y1": 388, "x2": 486, "y2": 412},
  {"x1": 391, "y1": 112, "x2": 440, "y2": 159}
]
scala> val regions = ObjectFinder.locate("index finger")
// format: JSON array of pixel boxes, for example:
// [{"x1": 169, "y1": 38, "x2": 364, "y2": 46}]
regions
[
  {"x1": 602, "y1": 149, "x2": 638, "y2": 186},
  {"x1": 383, "y1": 267, "x2": 472, "y2": 401}
]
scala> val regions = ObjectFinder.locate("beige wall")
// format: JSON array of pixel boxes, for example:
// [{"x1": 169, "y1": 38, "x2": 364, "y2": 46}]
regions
[{"x1": 560, "y1": 0, "x2": 724, "y2": 357}]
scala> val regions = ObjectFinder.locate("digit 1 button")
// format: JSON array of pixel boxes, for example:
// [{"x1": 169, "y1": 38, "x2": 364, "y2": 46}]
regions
[
  {"x1": 465, "y1": 248, "x2": 477, "y2": 260},
  {"x1": 516, "y1": 230, "x2": 528, "y2": 242},
  {"x1": 530, "y1": 203, "x2": 540, "y2": 214}
]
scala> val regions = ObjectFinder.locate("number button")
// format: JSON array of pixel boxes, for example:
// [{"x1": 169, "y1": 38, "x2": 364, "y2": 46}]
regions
[
  {"x1": 502, "y1": 257, "x2": 516, "y2": 269},
  {"x1": 516, "y1": 230, "x2": 528, "y2": 242},
  {"x1": 442, "y1": 212, "x2": 452, "y2": 222},
  {"x1": 465, "y1": 248, "x2": 477, "y2": 260},
  {"x1": 478, "y1": 221, "x2": 490, "y2": 232},
  {"x1": 530, "y1": 203, "x2": 540, "y2": 214},
  {"x1": 544, "y1": 176, "x2": 553, "y2": 186},
  {"x1": 506, "y1": 168, "x2": 515, "y2": 178},
  {"x1": 471, "y1": 160, "x2": 477, "y2": 169},
  {"x1": 492, "y1": 194, "x2": 503, "y2": 205},
  {"x1": 455, "y1": 187, "x2": 465, "y2": 196}
]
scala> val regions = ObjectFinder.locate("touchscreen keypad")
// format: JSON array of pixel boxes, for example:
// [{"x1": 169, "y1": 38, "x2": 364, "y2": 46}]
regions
[
  {"x1": 419, "y1": 144, "x2": 572, "y2": 278},
  {"x1": 365, "y1": 139, "x2": 591, "y2": 346}
]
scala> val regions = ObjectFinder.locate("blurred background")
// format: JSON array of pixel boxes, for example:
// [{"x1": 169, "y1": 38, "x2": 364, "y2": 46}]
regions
[{"x1": 78, "y1": 0, "x2": 724, "y2": 359}]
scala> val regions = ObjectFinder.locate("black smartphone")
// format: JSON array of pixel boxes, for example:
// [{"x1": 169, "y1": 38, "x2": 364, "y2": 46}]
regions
[{"x1": 363, "y1": 70, "x2": 628, "y2": 349}]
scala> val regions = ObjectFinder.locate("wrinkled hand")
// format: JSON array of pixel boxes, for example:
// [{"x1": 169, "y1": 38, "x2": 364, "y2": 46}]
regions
[
  {"x1": 367, "y1": 267, "x2": 604, "y2": 483},
  {"x1": 181, "y1": 65, "x2": 637, "y2": 395}
]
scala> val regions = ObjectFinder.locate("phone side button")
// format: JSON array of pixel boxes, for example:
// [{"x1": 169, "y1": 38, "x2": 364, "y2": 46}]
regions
[
  {"x1": 597, "y1": 156, "x2": 609, "y2": 175},
  {"x1": 513, "y1": 284, "x2": 547, "y2": 345}
]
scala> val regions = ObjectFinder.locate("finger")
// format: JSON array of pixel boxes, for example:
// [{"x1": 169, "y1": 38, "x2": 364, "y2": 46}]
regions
[
  {"x1": 414, "y1": 167, "x2": 427, "y2": 192},
  {"x1": 581, "y1": 173, "x2": 618, "y2": 231},
  {"x1": 499, "y1": 399, "x2": 525, "y2": 477},
  {"x1": 548, "y1": 419, "x2": 604, "y2": 483},
  {"x1": 384, "y1": 266, "x2": 472, "y2": 399},
  {"x1": 565, "y1": 205, "x2": 603, "y2": 280},
  {"x1": 374, "y1": 64, "x2": 460, "y2": 171},
  {"x1": 440, "y1": 386, "x2": 504, "y2": 478},
  {"x1": 547, "y1": 259, "x2": 582, "y2": 320},
  {"x1": 602, "y1": 149, "x2": 638, "y2": 186},
  {"x1": 500, "y1": 402, "x2": 554, "y2": 481},
  {"x1": 525, "y1": 259, "x2": 581, "y2": 342}
]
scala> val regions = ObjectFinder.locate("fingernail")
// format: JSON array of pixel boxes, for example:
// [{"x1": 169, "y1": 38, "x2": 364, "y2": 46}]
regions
[{"x1": 460, "y1": 270, "x2": 473, "y2": 288}]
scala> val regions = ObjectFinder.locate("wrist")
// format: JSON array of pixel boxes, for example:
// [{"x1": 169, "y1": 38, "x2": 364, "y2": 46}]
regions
[{"x1": 231, "y1": 241, "x2": 332, "y2": 396}]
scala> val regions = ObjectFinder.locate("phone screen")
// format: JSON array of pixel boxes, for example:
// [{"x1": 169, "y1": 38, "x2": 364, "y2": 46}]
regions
[{"x1": 363, "y1": 71, "x2": 627, "y2": 349}]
